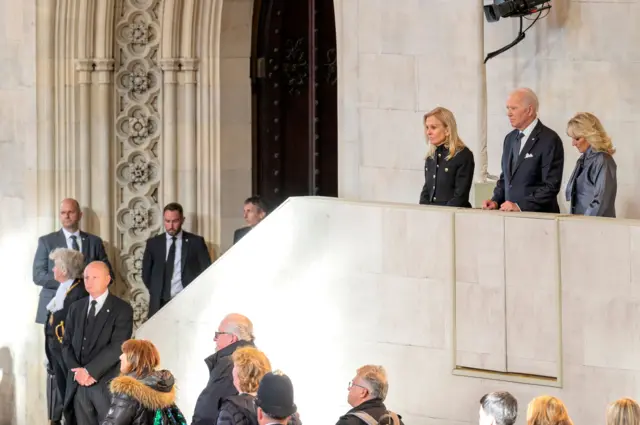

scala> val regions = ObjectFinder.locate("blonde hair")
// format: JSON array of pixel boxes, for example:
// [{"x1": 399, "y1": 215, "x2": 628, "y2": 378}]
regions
[
  {"x1": 356, "y1": 365, "x2": 388, "y2": 401},
  {"x1": 607, "y1": 398, "x2": 640, "y2": 425},
  {"x1": 424, "y1": 107, "x2": 466, "y2": 160},
  {"x1": 527, "y1": 396, "x2": 573, "y2": 425},
  {"x1": 567, "y1": 112, "x2": 615, "y2": 155},
  {"x1": 232, "y1": 346, "x2": 271, "y2": 393},
  {"x1": 121, "y1": 339, "x2": 161, "y2": 378}
]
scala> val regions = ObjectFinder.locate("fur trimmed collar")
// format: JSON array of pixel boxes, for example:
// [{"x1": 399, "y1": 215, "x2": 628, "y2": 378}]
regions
[{"x1": 110, "y1": 374, "x2": 176, "y2": 410}]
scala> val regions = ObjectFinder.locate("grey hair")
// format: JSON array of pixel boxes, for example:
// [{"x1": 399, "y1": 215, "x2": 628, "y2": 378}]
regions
[
  {"x1": 49, "y1": 248, "x2": 86, "y2": 279},
  {"x1": 221, "y1": 313, "x2": 255, "y2": 342},
  {"x1": 480, "y1": 391, "x2": 518, "y2": 425},
  {"x1": 357, "y1": 365, "x2": 389, "y2": 401}
]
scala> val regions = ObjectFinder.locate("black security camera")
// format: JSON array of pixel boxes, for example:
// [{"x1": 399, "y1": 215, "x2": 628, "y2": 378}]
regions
[{"x1": 484, "y1": 0, "x2": 551, "y2": 22}]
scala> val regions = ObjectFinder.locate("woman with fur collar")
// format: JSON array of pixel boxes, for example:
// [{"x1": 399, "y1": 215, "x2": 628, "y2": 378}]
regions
[{"x1": 101, "y1": 339, "x2": 185, "y2": 425}]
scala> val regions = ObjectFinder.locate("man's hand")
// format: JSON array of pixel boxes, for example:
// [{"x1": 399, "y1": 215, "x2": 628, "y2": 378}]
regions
[
  {"x1": 482, "y1": 200, "x2": 498, "y2": 210},
  {"x1": 499, "y1": 201, "x2": 521, "y2": 212},
  {"x1": 72, "y1": 368, "x2": 96, "y2": 386}
]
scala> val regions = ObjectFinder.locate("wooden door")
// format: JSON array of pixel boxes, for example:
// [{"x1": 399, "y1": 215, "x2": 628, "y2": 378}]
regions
[{"x1": 251, "y1": 0, "x2": 338, "y2": 210}]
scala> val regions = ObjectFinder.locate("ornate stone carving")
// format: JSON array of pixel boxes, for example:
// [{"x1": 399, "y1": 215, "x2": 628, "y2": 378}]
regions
[
  {"x1": 129, "y1": 22, "x2": 149, "y2": 44},
  {"x1": 129, "y1": 116, "x2": 150, "y2": 143},
  {"x1": 114, "y1": 0, "x2": 162, "y2": 328}
]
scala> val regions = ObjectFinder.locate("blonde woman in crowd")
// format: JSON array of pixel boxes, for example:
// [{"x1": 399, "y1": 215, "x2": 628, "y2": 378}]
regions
[
  {"x1": 527, "y1": 396, "x2": 573, "y2": 425},
  {"x1": 419, "y1": 107, "x2": 475, "y2": 208},
  {"x1": 565, "y1": 112, "x2": 617, "y2": 217},
  {"x1": 607, "y1": 398, "x2": 640, "y2": 425},
  {"x1": 217, "y1": 347, "x2": 301, "y2": 425}
]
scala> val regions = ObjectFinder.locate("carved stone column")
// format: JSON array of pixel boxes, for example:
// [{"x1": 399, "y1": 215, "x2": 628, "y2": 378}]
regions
[
  {"x1": 180, "y1": 58, "x2": 198, "y2": 230},
  {"x1": 114, "y1": 2, "x2": 163, "y2": 327},
  {"x1": 92, "y1": 58, "x2": 115, "y2": 249},
  {"x1": 76, "y1": 59, "x2": 93, "y2": 214},
  {"x1": 160, "y1": 59, "x2": 179, "y2": 208}
]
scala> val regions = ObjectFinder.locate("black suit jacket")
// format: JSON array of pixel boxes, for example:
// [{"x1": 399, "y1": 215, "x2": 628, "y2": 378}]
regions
[
  {"x1": 233, "y1": 227, "x2": 252, "y2": 245},
  {"x1": 33, "y1": 229, "x2": 114, "y2": 324},
  {"x1": 419, "y1": 144, "x2": 475, "y2": 208},
  {"x1": 142, "y1": 231, "x2": 211, "y2": 318},
  {"x1": 492, "y1": 120, "x2": 564, "y2": 212},
  {"x1": 61, "y1": 293, "x2": 133, "y2": 409}
]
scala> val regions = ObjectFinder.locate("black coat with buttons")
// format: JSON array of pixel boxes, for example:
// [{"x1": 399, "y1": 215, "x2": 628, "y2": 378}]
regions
[{"x1": 419, "y1": 144, "x2": 475, "y2": 207}]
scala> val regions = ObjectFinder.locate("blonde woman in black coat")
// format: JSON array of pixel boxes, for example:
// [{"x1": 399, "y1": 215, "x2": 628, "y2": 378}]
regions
[{"x1": 419, "y1": 107, "x2": 475, "y2": 208}]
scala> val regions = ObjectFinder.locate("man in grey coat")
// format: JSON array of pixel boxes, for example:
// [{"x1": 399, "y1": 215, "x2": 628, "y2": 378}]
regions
[{"x1": 32, "y1": 198, "x2": 113, "y2": 324}]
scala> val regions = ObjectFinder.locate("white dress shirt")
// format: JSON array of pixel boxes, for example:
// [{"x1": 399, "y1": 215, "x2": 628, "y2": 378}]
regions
[
  {"x1": 47, "y1": 278, "x2": 75, "y2": 313},
  {"x1": 87, "y1": 290, "x2": 109, "y2": 315},
  {"x1": 62, "y1": 228, "x2": 82, "y2": 252},
  {"x1": 166, "y1": 232, "x2": 183, "y2": 298},
  {"x1": 518, "y1": 118, "x2": 539, "y2": 154}
]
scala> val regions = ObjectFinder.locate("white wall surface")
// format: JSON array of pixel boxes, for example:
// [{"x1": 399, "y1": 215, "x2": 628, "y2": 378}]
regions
[
  {"x1": 0, "y1": 1, "x2": 41, "y2": 425},
  {"x1": 138, "y1": 197, "x2": 640, "y2": 425}
]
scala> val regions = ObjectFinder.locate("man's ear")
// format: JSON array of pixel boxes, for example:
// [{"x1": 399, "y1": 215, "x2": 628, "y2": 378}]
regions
[{"x1": 257, "y1": 407, "x2": 264, "y2": 421}]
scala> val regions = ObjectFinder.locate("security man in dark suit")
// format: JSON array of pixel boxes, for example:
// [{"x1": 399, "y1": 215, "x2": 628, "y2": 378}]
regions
[
  {"x1": 233, "y1": 196, "x2": 268, "y2": 244},
  {"x1": 44, "y1": 248, "x2": 89, "y2": 425},
  {"x1": 62, "y1": 261, "x2": 133, "y2": 425},
  {"x1": 33, "y1": 198, "x2": 114, "y2": 324},
  {"x1": 142, "y1": 202, "x2": 212, "y2": 319},
  {"x1": 483, "y1": 88, "x2": 564, "y2": 213}
]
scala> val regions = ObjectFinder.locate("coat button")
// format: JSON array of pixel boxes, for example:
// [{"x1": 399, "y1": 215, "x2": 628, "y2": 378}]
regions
[
  {"x1": 433, "y1": 197, "x2": 437, "y2": 200},
  {"x1": 445, "y1": 168, "x2": 449, "y2": 172},
  {"x1": 433, "y1": 174, "x2": 436, "y2": 178},
  {"x1": 438, "y1": 154, "x2": 441, "y2": 157}
]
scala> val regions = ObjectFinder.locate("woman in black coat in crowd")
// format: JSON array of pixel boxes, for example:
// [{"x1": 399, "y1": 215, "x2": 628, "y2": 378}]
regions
[
  {"x1": 419, "y1": 106, "x2": 475, "y2": 208},
  {"x1": 101, "y1": 339, "x2": 185, "y2": 425}
]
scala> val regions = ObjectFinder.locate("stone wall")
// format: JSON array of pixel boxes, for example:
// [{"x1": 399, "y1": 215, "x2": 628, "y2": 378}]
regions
[
  {"x1": 138, "y1": 197, "x2": 640, "y2": 425},
  {"x1": 0, "y1": 1, "x2": 41, "y2": 425}
]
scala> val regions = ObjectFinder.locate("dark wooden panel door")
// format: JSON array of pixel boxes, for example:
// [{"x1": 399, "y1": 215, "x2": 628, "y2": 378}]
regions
[{"x1": 251, "y1": 0, "x2": 338, "y2": 210}]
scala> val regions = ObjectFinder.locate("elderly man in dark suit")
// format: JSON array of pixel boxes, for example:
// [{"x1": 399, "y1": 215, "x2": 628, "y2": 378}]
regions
[
  {"x1": 482, "y1": 88, "x2": 564, "y2": 213},
  {"x1": 33, "y1": 198, "x2": 113, "y2": 324},
  {"x1": 142, "y1": 202, "x2": 211, "y2": 319},
  {"x1": 62, "y1": 261, "x2": 133, "y2": 425}
]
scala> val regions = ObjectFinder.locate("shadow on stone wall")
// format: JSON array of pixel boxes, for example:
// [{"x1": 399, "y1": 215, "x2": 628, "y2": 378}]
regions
[{"x1": 0, "y1": 347, "x2": 16, "y2": 425}]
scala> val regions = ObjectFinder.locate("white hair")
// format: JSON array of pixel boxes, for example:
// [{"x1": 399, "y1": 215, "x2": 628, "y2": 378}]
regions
[
  {"x1": 49, "y1": 248, "x2": 85, "y2": 279},
  {"x1": 221, "y1": 313, "x2": 255, "y2": 342},
  {"x1": 513, "y1": 87, "x2": 539, "y2": 113}
]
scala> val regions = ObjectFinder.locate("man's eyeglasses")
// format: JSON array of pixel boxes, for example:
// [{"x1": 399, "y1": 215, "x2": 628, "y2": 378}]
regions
[
  {"x1": 348, "y1": 381, "x2": 368, "y2": 391},
  {"x1": 214, "y1": 331, "x2": 231, "y2": 340}
]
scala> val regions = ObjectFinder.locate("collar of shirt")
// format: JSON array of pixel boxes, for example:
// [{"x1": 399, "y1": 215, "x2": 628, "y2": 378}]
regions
[
  {"x1": 62, "y1": 228, "x2": 81, "y2": 240},
  {"x1": 166, "y1": 231, "x2": 183, "y2": 241},
  {"x1": 89, "y1": 290, "x2": 109, "y2": 313},
  {"x1": 520, "y1": 117, "x2": 539, "y2": 142}
]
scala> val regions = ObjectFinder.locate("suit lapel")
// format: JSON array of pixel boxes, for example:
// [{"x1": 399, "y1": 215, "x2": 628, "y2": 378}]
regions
[
  {"x1": 56, "y1": 229, "x2": 67, "y2": 248},
  {"x1": 181, "y1": 232, "x2": 189, "y2": 277},
  {"x1": 86, "y1": 294, "x2": 114, "y2": 353},
  {"x1": 80, "y1": 231, "x2": 90, "y2": 258},
  {"x1": 512, "y1": 121, "x2": 543, "y2": 176}
]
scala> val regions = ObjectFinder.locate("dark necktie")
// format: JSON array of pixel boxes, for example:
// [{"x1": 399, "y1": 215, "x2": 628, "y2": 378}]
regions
[
  {"x1": 86, "y1": 300, "x2": 97, "y2": 323},
  {"x1": 512, "y1": 132, "x2": 525, "y2": 170},
  {"x1": 163, "y1": 237, "x2": 177, "y2": 302},
  {"x1": 70, "y1": 235, "x2": 80, "y2": 251}
]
